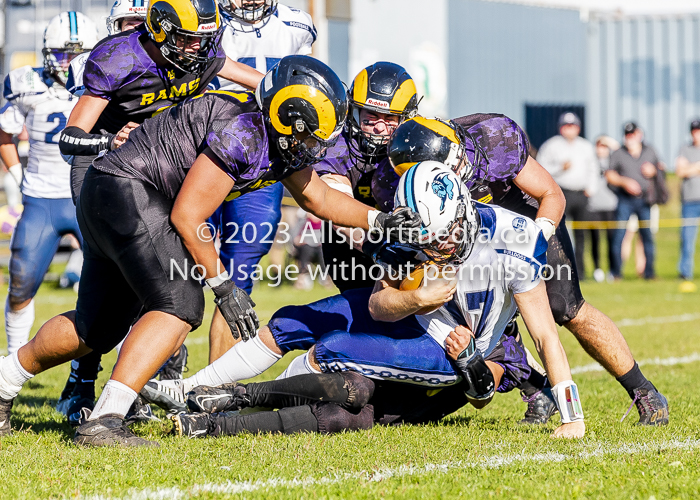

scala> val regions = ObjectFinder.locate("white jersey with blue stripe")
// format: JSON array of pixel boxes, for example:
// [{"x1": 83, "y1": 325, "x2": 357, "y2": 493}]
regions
[
  {"x1": 415, "y1": 203, "x2": 548, "y2": 357},
  {"x1": 218, "y1": 3, "x2": 316, "y2": 91},
  {"x1": 1, "y1": 66, "x2": 76, "y2": 199},
  {"x1": 66, "y1": 52, "x2": 89, "y2": 96}
]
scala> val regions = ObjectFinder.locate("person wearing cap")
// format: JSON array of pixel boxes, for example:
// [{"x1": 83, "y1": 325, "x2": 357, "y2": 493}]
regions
[
  {"x1": 605, "y1": 122, "x2": 662, "y2": 280},
  {"x1": 675, "y1": 119, "x2": 700, "y2": 291},
  {"x1": 537, "y1": 112, "x2": 598, "y2": 277}
]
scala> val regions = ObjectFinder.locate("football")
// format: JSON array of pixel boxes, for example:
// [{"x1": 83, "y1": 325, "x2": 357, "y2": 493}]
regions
[{"x1": 399, "y1": 264, "x2": 458, "y2": 315}]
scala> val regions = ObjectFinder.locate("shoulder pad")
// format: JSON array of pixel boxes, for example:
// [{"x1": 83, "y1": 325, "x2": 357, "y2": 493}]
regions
[
  {"x1": 4, "y1": 66, "x2": 50, "y2": 100},
  {"x1": 276, "y1": 5, "x2": 317, "y2": 41},
  {"x1": 67, "y1": 52, "x2": 90, "y2": 96}
]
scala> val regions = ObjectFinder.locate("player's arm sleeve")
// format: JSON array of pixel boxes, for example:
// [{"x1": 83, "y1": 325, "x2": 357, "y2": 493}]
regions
[
  {"x1": 509, "y1": 228, "x2": 547, "y2": 295},
  {"x1": 313, "y1": 135, "x2": 351, "y2": 176},
  {"x1": 0, "y1": 101, "x2": 26, "y2": 135},
  {"x1": 205, "y1": 126, "x2": 247, "y2": 180},
  {"x1": 59, "y1": 126, "x2": 115, "y2": 156},
  {"x1": 479, "y1": 115, "x2": 531, "y2": 183},
  {"x1": 82, "y1": 57, "x2": 115, "y2": 99}
]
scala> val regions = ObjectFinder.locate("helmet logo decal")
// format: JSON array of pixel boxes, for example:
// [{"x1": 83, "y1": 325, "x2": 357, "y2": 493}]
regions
[
  {"x1": 432, "y1": 172, "x2": 454, "y2": 211},
  {"x1": 269, "y1": 84, "x2": 337, "y2": 140},
  {"x1": 366, "y1": 98, "x2": 389, "y2": 109}
]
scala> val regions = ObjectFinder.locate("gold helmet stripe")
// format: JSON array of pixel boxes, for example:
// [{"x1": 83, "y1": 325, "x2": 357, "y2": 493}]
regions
[
  {"x1": 270, "y1": 84, "x2": 337, "y2": 140},
  {"x1": 351, "y1": 69, "x2": 369, "y2": 105},
  {"x1": 148, "y1": 0, "x2": 201, "y2": 38},
  {"x1": 389, "y1": 79, "x2": 417, "y2": 114},
  {"x1": 411, "y1": 116, "x2": 459, "y2": 144},
  {"x1": 393, "y1": 161, "x2": 417, "y2": 177}
]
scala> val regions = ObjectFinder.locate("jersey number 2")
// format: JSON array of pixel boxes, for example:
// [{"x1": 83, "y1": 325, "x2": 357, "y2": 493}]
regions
[{"x1": 45, "y1": 112, "x2": 67, "y2": 144}]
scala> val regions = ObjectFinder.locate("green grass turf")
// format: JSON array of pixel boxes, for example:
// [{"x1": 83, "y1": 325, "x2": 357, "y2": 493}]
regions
[{"x1": 0, "y1": 182, "x2": 699, "y2": 499}]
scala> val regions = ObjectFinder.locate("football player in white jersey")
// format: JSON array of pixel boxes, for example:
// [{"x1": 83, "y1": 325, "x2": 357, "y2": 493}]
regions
[
  {"x1": 145, "y1": 162, "x2": 586, "y2": 439},
  {"x1": 206, "y1": 0, "x2": 317, "y2": 363},
  {"x1": 66, "y1": 0, "x2": 147, "y2": 98},
  {"x1": 0, "y1": 12, "x2": 98, "y2": 355}
]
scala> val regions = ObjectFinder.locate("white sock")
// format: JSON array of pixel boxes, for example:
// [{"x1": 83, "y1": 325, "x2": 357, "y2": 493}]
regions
[
  {"x1": 89, "y1": 380, "x2": 137, "y2": 420},
  {"x1": 184, "y1": 335, "x2": 281, "y2": 392},
  {"x1": 277, "y1": 352, "x2": 321, "y2": 379},
  {"x1": 5, "y1": 298, "x2": 35, "y2": 354},
  {"x1": 0, "y1": 352, "x2": 33, "y2": 400}
]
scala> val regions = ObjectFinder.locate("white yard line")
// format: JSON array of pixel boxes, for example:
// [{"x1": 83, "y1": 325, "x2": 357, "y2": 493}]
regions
[
  {"x1": 616, "y1": 312, "x2": 700, "y2": 327},
  {"x1": 571, "y1": 352, "x2": 700, "y2": 374},
  {"x1": 82, "y1": 438, "x2": 700, "y2": 500}
]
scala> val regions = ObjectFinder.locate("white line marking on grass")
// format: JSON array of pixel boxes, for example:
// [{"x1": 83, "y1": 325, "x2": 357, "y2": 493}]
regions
[
  {"x1": 82, "y1": 439, "x2": 700, "y2": 500},
  {"x1": 616, "y1": 312, "x2": 700, "y2": 327},
  {"x1": 571, "y1": 352, "x2": 700, "y2": 374}
]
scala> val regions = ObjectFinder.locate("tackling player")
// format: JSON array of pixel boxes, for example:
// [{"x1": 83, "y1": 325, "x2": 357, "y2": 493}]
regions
[
  {"x1": 315, "y1": 62, "x2": 419, "y2": 292},
  {"x1": 205, "y1": 0, "x2": 317, "y2": 362},
  {"x1": 0, "y1": 12, "x2": 98, "y2": 355},
  {"x1": 160, "y1": 163, "x2": 586, "y2": 439},
  {"x1": 55, "y1": 0, "x2": 263, "y2": 421},
  {"x1": 0, "y1": 56, "x2": 421, "y2": 446},
  {"x1": 382, "y1": 115, "x2": 669, "y2": 425}
]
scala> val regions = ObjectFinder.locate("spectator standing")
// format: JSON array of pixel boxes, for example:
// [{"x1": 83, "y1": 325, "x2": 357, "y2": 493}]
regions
[
  {"x1": 588, "y1": 135, "x2": 620, "y2": 282},
  {"x1": 537, "y1": 112, "x2": 598, "y2": 277},
  {"x1": 675, "y1": 119, "x2": 700, "y2": 292},
  {"x1": 606, "y1": 122, "x2": 662, "y2": 280}
]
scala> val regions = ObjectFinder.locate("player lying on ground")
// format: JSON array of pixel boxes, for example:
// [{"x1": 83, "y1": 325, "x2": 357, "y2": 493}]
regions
[
  {"x1": 380, "y1": 116, "x2": 668, "y2": 426},
  {"x1": 0, "y1": 56, "x2": 421, "y2": 447},
  {"x1": 144, "y1": 163, "x2": 585, "y2": 438}
]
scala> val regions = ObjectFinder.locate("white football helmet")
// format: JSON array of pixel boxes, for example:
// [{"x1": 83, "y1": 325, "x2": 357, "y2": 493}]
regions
[
  {"x1": 43, "y1": 12, "x2": 99, "y2": 85},
  {"x1": 220, "y1": 0, "x2": 278, "y2": 23},
  {"x1": 107, "y1": 0, "x2": 147, "y2": 35},
  {"x1": 394, "y1": 161, "x2": 479, "y2": 264}
]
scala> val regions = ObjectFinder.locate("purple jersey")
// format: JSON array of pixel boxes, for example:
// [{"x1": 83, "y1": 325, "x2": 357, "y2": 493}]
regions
[
  {"x1": 314, "y1": 131, "x2": 387, "y2": 210},
  {"x1": 373, "y1": 113, "x2": 532, "y2": 211},
  {"x1": 93, "y1": 91, "x2": 297, "y2": 200},
  {"x1": 84, "y1": 24, "x2": 226, "y2": 134}
]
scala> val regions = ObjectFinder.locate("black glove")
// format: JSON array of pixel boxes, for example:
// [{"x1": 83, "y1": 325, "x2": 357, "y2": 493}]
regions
[
  {"x1": 211, "y1": 280, "x2": 259, "y2": 341},
  {"x1": 373, "y1": 207, "x2": 422, "y2": 244},
  {"x1": 455, "y1": 337, "x2": 495, "y2": 400}
]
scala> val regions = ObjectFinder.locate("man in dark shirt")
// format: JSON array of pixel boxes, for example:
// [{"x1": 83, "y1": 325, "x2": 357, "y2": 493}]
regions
[{"x1": 606, "y1": 122, "x2": 662, "y2": 280}]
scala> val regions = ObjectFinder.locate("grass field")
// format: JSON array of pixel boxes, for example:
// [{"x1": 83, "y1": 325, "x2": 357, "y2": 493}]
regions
[{"x1": 0, "y1": 188, "x2": 699, "y2": 499}]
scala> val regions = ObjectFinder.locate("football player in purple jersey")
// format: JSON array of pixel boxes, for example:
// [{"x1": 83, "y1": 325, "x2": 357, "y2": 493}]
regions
[
  {"x1": 380, "y1": 116, "x2": 669, "y2": 427},
  {"x1": 0, "y1": 56, "x2": 421, "y2": 446}
]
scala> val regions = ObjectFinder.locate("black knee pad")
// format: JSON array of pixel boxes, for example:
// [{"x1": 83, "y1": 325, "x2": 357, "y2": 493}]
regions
[
  {"x1": 310, "y1": 402, "x2": 375, "y2": 434},
  {"x1": 341, "y1": 371, "x2": 375, "y2": 410}
]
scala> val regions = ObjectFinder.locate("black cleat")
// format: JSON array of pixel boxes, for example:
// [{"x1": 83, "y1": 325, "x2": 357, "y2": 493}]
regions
[
  {"x1": 159, "y1": 345, "x2": 189, "y2": 381},
  {"x1": 186, "y1": 384, "x2": 250, "y2": 414},
  {"x1": 170, "y1": 412, "x2": 218, "y2": 438},
  {"x1": 140, "y1": 379, "x2": 187, "y2": 413},
  {"x1": 65, "y1": 382, "x2": 96, "y2": 427},
  {"x1": 518, "y1": 388, "x2": 558, "y2": 425},
  {"x1": 0, "y1": 396, "x2": 14, "y2": 436},
  {"x1": 125, "y1": 396, "x2": 159, "y2": 425},
  {"x1": 74, "y1": 413, "x2": 159, "y2": 447},
  {"x1": 622, "y1": 388, "x2": 669, "y2": 426}
]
